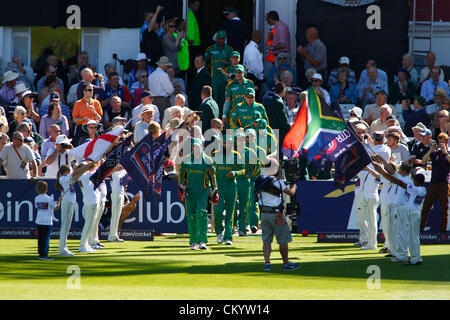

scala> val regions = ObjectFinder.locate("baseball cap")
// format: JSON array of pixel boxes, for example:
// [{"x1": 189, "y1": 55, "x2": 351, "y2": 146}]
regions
[
  {"x1": 419, "y1": 128, "x2": 432, "y2": 136},
  {"x1": 376, "y1": 90, "x2": 388, "y2": 96},
  {"x1": 245, "y1": 87, "x2": 256, "y2": 97},
  {"x1": 311, "y1": 73, "x2": 322, "y2": 81},
  {"x1": 231, "y1": 51, "x2": 240, "y2": 57},
  {"x1": 373, "y1": 131, "x2": 385, "y2": 141},
  {"x1": 216, "y1": 30, "x2": 227, "y2": 39},
  {"x1": 235, "y1": 64, "x2": 245, "y2": 73},
  {"x1": 24, "y1": 137, "x2": 34, "y2": 143},
  {"x1": 339, "y1": 56, "x2": 350, "y2": 65},
  {"x1": 141, "y1": 90, "x2": 156, "y2": 99},
  {"x1": 55, "y1": 135, "x2": 72, "y2": 145},
  {"x1": 396, "y1": 67, "x2": 411, "y2": 79},
  {"x1": 50, "y1": 92, "x2": 60, "y2": 101},
  {"x1": 386, "y1": 115, "x2": 397, "y2": 121},
  {"x1": 112, "y1": 116, "x2": 127, "y2": 124}
]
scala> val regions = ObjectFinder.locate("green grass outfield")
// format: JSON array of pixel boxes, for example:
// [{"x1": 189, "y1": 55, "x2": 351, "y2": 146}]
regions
[{"x1": 0, "y1": 234, "x2": 449, "y2": 300}]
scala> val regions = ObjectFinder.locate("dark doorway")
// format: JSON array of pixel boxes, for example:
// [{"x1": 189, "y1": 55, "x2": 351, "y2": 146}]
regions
[{"x1": 196, "y1": 0, "x2": 254, "y2": 52}]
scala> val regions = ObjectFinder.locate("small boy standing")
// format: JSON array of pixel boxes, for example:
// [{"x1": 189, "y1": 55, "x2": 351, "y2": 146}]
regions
[{"x1": 35, "y1": 181, "x2": 61, "y2": 261}]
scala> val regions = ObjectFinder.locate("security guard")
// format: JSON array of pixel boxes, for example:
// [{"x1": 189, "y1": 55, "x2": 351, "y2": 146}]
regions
[
  {"x1": 235, "y1": 130, "x2": 262, "y2": 236},
  {"x1": 230, "y1": 87, "x2": 268, "y2": 130},
  {"x1": 204, "y1": 30, "x2": 233, "y2": 115},
  {"x1": 212, "y1": 134, "x2": 245, "y2": 245},
  {"x1": 223, "y1": 65, "x2": 255, "y2": 127},
  {"x1": 179, "y1": 138, "x2": 218, "y2": 250}
]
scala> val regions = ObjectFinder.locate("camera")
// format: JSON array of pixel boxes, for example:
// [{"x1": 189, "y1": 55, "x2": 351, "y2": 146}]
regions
[
  {"x1": 112, "y1": 53, "x2": 118, "y2": 60},
  {"x1": 282, "y1": 158, "x2": 301, "y2": 184},
  {"x1": 61, "y1": 143, "x2": 71, "y2": 149}
]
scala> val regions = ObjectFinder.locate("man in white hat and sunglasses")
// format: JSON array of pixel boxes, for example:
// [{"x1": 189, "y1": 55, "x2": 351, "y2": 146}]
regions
[
  {"x1": 43, "y1": 134, "x2": 76, "y2": 178},
  {"x1": 148, "y1": 56, "x2": 175, "y2": 116},
  {"x1": 310, "y1": 73, "x2": 330, "y2": 105},
  {"x1": 134, "y1": 104, "x2": 156, "y2": 144}
]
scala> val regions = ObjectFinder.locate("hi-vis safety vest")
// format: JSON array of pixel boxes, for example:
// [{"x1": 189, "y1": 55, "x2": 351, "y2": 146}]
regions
[{"x1": 265, "y1": 26, "x2": 275, "y2": 63}]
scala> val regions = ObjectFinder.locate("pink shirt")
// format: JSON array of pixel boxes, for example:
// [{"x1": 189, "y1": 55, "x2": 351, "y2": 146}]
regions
[{"x1": 273, "y1": 21, "x2": 290, "y2": 55}]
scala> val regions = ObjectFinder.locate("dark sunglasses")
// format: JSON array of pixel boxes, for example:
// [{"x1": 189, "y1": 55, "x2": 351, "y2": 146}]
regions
[
  {"x1": 169, "y1": 25, "x2": 176, "y2": 28},
  {"x1": 87, "y1": 126, "x2": 97, "y2": 130},
  {"x1": 439, "y1": 115, "x2": 447, "y2": 118},
  {"x1": 312, "y1": 79, "x2": 320, "y2": 83},
  {"x1": 84, "y1": 89, "x2": 94, "y2": 92},
  {"x1": 13, "y1": 137, "x2": 24, "y2": 142}
]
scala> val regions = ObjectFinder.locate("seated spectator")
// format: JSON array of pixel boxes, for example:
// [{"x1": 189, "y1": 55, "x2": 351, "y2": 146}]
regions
[
  {"x1": 134, "y1": 105, "x2": 155, "y2": 143},
  {"x1": 0, "y1": 133, "x2": 9, "y2": 175},
  {"x1": 68, "y1": 51, "x2": 92, "y2": 86},
  {"x1": 99, "y1": 72, "x2": 131, "y2": 109},
  {"x1": 370, "y1": 104, "x2": 393, "y2": 133},
  {"x1": 167, "y1": 66, "x2": 186, "y2": 94},
  {"x1": 39, "y1": 101, "x2": 69, "y2": 140},
  {"x1": 434, "y1": 109, "x2": 449, "y2": 141},
  {"x1": 266, "y1": 60, "x2": 297, "y2": 90},
  {"x1": 6, "y1": 56, "x2": 35, "y2": 91},
  {"x1": 327, "y1": 56, "x2": 356, "y2": 89},
  {"x1": 305, "y1": 68, "x2": 317, "y2": 87},
  {"x1": 103, "y1": 96, "x2": 131, "y2": 129},
  {"x1": 387, "y1": 131, "x2": 411, "y2": 164},
  {"x1": 162, "y1": 94, "x2": 192, "y2": 129},
  {"x1": 357, "y1": 66, "x2": 389, "y2": 107},
  {"x1": 402, "y1": 96, "x2": 430, "y2": 137},
  {"x1": 36, "y1": 65, "x2": 64, "y2": 95},
  {"x1": 170, "y1": 80, "x2": 188, "y2": 107},
  {"x1": 0, "y1": 131, "x2": 37, "y2": 179},
  {"x1": 128, "y1": 53, "x2": 155, "y2": 90},
  {"x1": 40, "y1": 124, "x2": 60, "y2": 163},
  {"x1": 329, "y1": 68, "x2": 358, "y2": 105},
  {"x1": 104, "y1": 63, "x2": 124, "y2": 86},
  {"x1": 162, "y1": 18, "x2": 184, "y2": 73},
  {"x1": 39, "y1": 91, "x2": 71, "y2": 121},
  {"x1": 110, "y1": 116, "x2": 128, "y2": 130},
  {"x1": 356, "y1": 59, "x2": 388, "y2": 89},
  {"x1": 398, "y1": 53, "x2": 419, "y2": 87},
  {"x1": 0, "y1": 107, "x2": 9, "y2": 134},
  {"x1": 362, "y1": 90, "x2": 395, "y2": 125},
  {"x1": 37, "y1": 74, "x2": 60, "y2": 106},
  {"x1": 410, "y1": 129, "x2": 433, "y2": 168},
  {"x1": 419, "y1": 51, "x2": 445, "y2": 84},
  {"x1": 132, "y1": 90, "x2": 160, "y2": 127},
  {"x1": 408, "y1": 122, "x2": 427, "y2": 151},
  {"x1": 75, "y1": 67, "x2": 105, "y2": 101},
  {"x1": 1, "y1": 71, "x2": 22, "y2": 104},
  {"x1": 427, "y1": 88, "x2": 448, "y2": 124},
  {"x1": 17, "y1": 122, "x2": 43, "y2": 149},
  {"x1": 78, "y1": 120, "x2": 102, "y2": 146},
  {"x1": 389, "y1": 68, "x2": 417, "y2": 105},
  {"x1": 285, "y1": 90, "x2": 300, "y2": 125},
  {"x1": 310, "y1": 73, "x2": 330, "y2": 105},
  {"x1": 420, "y1": 66, "x2": 449, "y2": 104},
  {"x1": 20, "y1": 90, "x2": 40, "y2": 126},
  {"x1": 24, "y1": 136, "x2": 41, "y2": 167},
  {"x1": 130, "y1": 69, "x2": 149, "y2": 104},
  {"x1": 9, "y1": 106, "x2": 34, "y2": 138}
]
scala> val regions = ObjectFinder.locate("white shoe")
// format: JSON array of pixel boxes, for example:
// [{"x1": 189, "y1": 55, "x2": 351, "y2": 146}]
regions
[
  {"x1": 90, "y1": 243, "x2": 103, "y2": 250},
  {"x1": 225, "y1": 240, "x2": 233, "y2": 245},
  {"x1": 391, "y1": 257, "x2": 408, "y2": 263},
  {"x1": 217, "y1": 233, "x2": 224, "y2": 244},
  {"x1": 190, "y1": 243, "x2": 199, "y2": 250},
  {"x1": 59, "y1": 249, "x2": 74, "y2": 256},
  {"x1": 424, "y1": 226, "x2": 431, "y2": 231},
  {"x1": 199, "y1": 242, "x2": 207, "y2": 250},
  {"x1": 79, "y1": 247, "x2": 96, "y2": 253},
  {"x1": 360, "y1": 246, "x2": 376, "y2": 250}
]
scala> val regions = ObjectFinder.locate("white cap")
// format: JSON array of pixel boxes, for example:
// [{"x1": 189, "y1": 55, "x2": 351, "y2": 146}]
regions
[
  {"x1": 136, "y1": 53, "x2": 148, "y2": 61},
  {"x1": 312, "y1": 73, "x2": 323, "y2": 81},
  {"x1": 339, "y1": 56, "x2": 350, "y2": 65},
  {"x1": 14, "y1": 83, "x2": 28, "y2": 95},
  {"x1": 349, "y1": 106, "x2": 362, "y2": 119},
  {"x1": 55, "y1": 135, "x2": 72, "y2": 145}
]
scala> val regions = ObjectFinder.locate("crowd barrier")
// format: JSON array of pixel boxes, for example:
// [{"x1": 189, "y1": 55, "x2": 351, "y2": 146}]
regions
[{"x1": 0, "y1": 179, "x2": 447, "y2": 238}]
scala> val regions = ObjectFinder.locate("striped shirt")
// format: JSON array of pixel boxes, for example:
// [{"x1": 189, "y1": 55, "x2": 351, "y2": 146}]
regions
[{"x1": 72, "y1": 98, "x2": 103, "y2": 125}]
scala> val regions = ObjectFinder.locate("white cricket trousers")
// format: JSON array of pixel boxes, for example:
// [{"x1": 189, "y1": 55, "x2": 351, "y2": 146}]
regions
[
  {"x1": 389, "y1": 203, "x2": 399, "y2": 258},
  {"x1": 79, "y1": 204, "x2": 98, "y2": 250},
  {"x1": 109, "y1": 191, "x2": 124, "y2": 241},
  {"x1": 380, "y1": 201, "x2": 392, "y2": 250},
  {"x1": 396, "y1": 207, "x2": 422, "y2": 263},
  {"x1": 360, "y1": 197, "x2": 378, "y2": 249},
  {"x1": 89, "y1": 201, "x2": 105, "y2": 246},
  {"x1": 59, "y1": 200, "x2": 76, "y2": 253},
  {"x1": 354, "y1": 195, "x2": 368, "y2": 244}
]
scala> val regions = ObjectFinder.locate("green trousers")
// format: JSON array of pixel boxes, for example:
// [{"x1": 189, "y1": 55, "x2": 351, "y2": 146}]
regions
[
  {"x1": 236, "y1": 177, "x2": 251, "y2": 233},
  {"x1": 185, "y1": 190, "x2": 209, "y2": 245},
  {"x1": 212, "y1": 77, "x2": 227, "y2": 117},
  {"x1": 214, "y1": 182, "x2": 237, "y2": 241},
  {"x1": 247, "y1": 178, "x2": 260, "y2": 228}
]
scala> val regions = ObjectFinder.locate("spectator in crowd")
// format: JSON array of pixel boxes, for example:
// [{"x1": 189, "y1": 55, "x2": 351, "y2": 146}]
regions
[
  {"x1": 132, "y1": 90, "x2": 159, "y2": 127},
  {"x1": 189, "y1": 54, "x2": 211, "y2": 110},
  {"x1": 264, "y1": 82, "x2": 290, "y2": 151},
  {"x1": 186, "y1": 0, "x2": 202, "y2": 87},
  {"x1": 0, "y1": 107, "x2": 9, "y2": 134},
  {"x1": 72, "y1": 83, "x2": 103, "y2": 145},
  {"x1": 79, "y1": 120, "x2": 102, "y2": 145},
  {"x1": 129, "y1": 53, "x2": 154, "y2": 91},
  {"x1": 162, "y1": 94, "x2": 192, "y2": 129},
  {"x1": 173, "y1": 18, "x2": 190, "y2": 77},
  {"x1": 370, "y1": 104, "x2": 393, "y2": 133},
  {"x1": 130, "y1": 69, "x2": 150, "y2": 105},
  {"x1": 68, "y1": 51, "x2": 91, "y2": 86},
  {"x1": 0, "y1": 131, "x2": 37, "y2": 179},
  {"x1": 162, "y1": 18, "x2": 184, "y2": 73},
  {"x1": 243, "y1": 30, "x2": 265, "y2": 101},
  {"x1": 134, "y1": 105, "x2": 155, "y2": 144},
  {"x1": 327, "y1": 56, "x2": 357, "y2": 89},
  {"x1": 304, "y1": 68, "x2": 317, "y2": 88},
  {"x1": 75, "y1": 68, "x2": 105, "y2": 101},
  {"x1": 198, "y1": 86, "x2": 219, "y2": 135},
  {"x1": 39, "y1": 91, "x2": 71, "y2": 121},
  {"x1": 99, "y1": 71, "x2": 131, "y2": 109},
  {"x1": 329, "y1": 68, "x2": 358, "y2": 105},
  {"x1": 420, "y1": 66, "x2": 449, "y2": 104},
  {"x1": 387, "y1": 131, "x2": 411, "y2": 164},
  {"x1": 9, "y1": 106, "x2": 33, "y2": 138},
  {"x1": 39, "y1": 101, "x2": 69, "y2": 140},
  {"x1": 362, "y1": 90, "x2": 394, "y2": 125},
  {"x1": 419, "y1": 51, "x2": 445, "y2": 84},
  {"x1": 427, "y1": 88, "x2": 448, "y2": 126},
  {"x1": 148, "y1": 56, "x2": 175, "y2": 117},
  {"x1": 434, "y1": 110, "x2": 449, "y2": 141},
  {"x1": 103, "y1": 96, "x2": 131, "y2": 129},
  {"x1": 297, "y1": 27, "x2": 327, "y2": 80},
  {"x1": 402, "y1": 96, "x2": 430, "y2": 137},
  {"x1": 266, "y1": 54, "x2": 297, "y2": 89},
  {"x1": 9, "y1": 82, "x2": 28, "y2": 107},
  {"x1": 410, "y1": 128, "x2": 432, "y2": 168},
  {"x1": 420, "y1": 132, "x2": 450, "y2": 233},
  {"x1": 17, "y1": 122, "x2": 42, "y2": 149},
  {"x1": 45, "y1": 54, "x2": 69, "y2": 93},
  {"x1": 389, "y1": 68, "x2": 417, "y2": 105},
  {"x1": 285, "y1": 90, "x2": 300, "y2": 125},
  {"x1": 40, "y1": 124, "x2": 60, "y2": 164},
  {"x1": 357, "y1": 59, "x2": 388, "y2": 89},
  {"x1": 399, "y1": 53, "x2": 419, "y2": 87},
  {"x1": 220, "y1": 6, "x2": 249, "y2": 57},
  {"x1": 1, "y1": 71, "x2": 21, "y2": 104},
  {"x1": 104, "y1": 63, "x2": 124, "y2": 86},
  {"x1": 20, "y1": 90, "x2": 40, "y2": 125},
  {"x1": 37, "y1": 74, "x2": 61, "y2": 107},
  {"x1": 140, "y1": 10, "x2": 154, "y2": 46},
  {"x1": 310, "y1": 73, "x2": 330, "y2": 105},
  {"x1": 167, "y1": 66, "x2": 186, "y2": 95},
  {"x1": 357, "y1": 66, "x2": 389, "y2": 107},
  {"x1": 408, "y1": 122, "x2": 427, "y2": 150},
  {"x1": 36, "y1": 65, "x2": 64, "y2": 94},
  {"x1": 141, "y1": 5, "x2": 164, "y2": 69},
  {"x1": 0, "y1": 133, "x2": 9, "y2": 175},
  {"x1": 265, "y1": 11, "x2": 291, "y2": 61},
  {"x1": 42, "y1": 134, "x2": 76, "y2": 178},
  {"x1": 5, "y1": 58, "x2": 34, "y2": 91}
]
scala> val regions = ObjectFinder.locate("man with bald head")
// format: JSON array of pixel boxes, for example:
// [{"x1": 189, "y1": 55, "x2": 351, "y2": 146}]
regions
[
  {"x1": 420, "y1": 51, "x2": 445, "y2": 83},
  {"x1": 369, "y1": 104, "x2": 392, "y2": 132},
  {"x1": 0, "y1": 131, "x2": 37, "y2": 179},
  {"x1": 40, "y1": 124, "x2": 61, "y2": 164},
  {"x1": 75, "y1": 67, "x2": 105, "y2": 100},
  {"x1": 357, "y1": 67, "x2": 389, "y2": 107},
  {"x1": 297, "y1": 27, "x2": 327, "y2": 80},
  {"x1": 357, "y1": 59, "x2": 388, "y2": 88}
]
